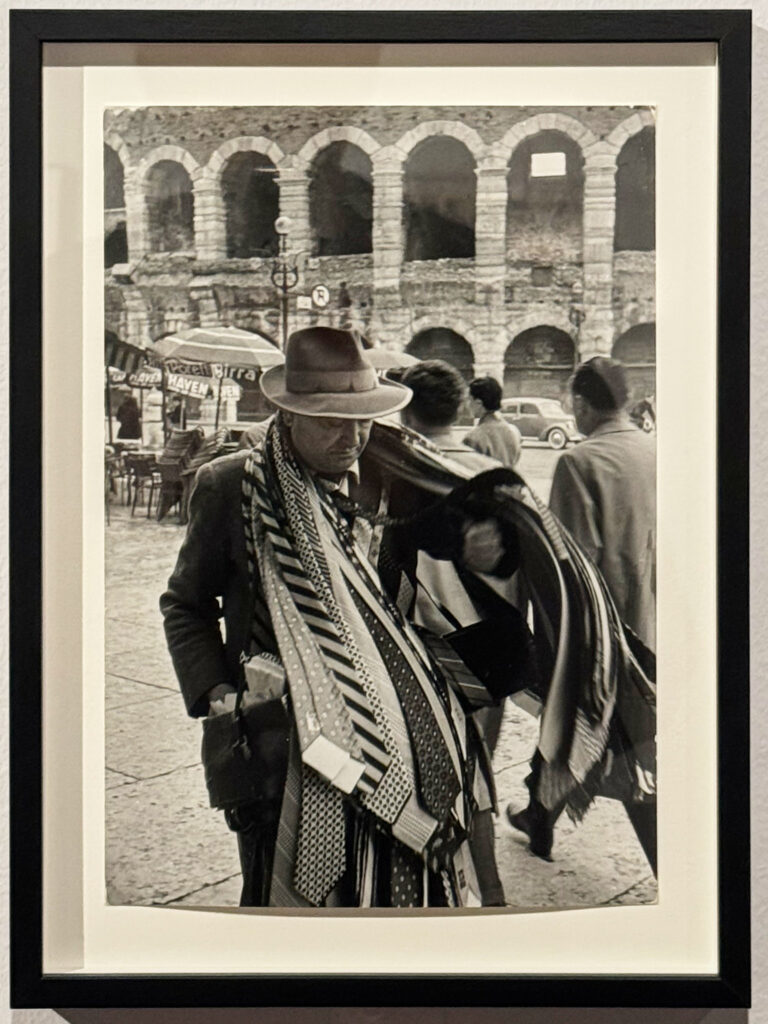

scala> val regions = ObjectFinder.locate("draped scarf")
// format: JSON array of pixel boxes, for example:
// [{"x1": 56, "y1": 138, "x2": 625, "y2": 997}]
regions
[{"x1": 241, "y1": 417, "x2": 480, "y2": 907}]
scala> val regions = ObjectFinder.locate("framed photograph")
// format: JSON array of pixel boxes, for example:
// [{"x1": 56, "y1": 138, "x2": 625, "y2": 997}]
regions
[{"x1": 10, "y1": 8, "x2": 750, "y2": 1009}]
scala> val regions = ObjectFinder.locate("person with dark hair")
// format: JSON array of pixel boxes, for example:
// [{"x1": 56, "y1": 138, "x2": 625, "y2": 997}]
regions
[
  {"x1": 465, "y1": 376, "x2": 522, "y2": 468},
  {"x1": 506, "y1": 355, "x2": 657, "y2": 871},
  {"x1": 399, "y1": 360, "x2": 478, "y2": 449}
]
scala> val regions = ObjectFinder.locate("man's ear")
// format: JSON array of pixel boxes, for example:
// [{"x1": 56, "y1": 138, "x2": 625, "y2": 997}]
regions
[{"x1": 282, "y1": 411, "x2": 294, "y2": 428}]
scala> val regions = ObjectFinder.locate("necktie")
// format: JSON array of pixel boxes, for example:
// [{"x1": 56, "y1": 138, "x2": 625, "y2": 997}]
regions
[
  {"x1": 346, "y1": 583, "x2": 461, "y2": 822},
  {"x1": 294, "y1": 766, "x2": 347, "y2": 906}
]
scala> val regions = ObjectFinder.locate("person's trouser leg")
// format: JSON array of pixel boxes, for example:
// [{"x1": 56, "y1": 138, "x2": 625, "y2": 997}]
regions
[
  {"x1": 225, "y1": 802, "x2": 281, "y2": 906},
  {"x1": 507, "y1": 750, "x2": 565, "y2": 860}
]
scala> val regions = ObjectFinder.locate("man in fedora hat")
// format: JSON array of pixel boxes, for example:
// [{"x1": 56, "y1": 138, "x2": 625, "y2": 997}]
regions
[{"x1": 162, "y1": 327, "x2": 512, "y2": 908}]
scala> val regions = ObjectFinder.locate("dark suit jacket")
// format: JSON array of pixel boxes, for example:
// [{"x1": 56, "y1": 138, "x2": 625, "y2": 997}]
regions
[{"x1": 161, "y1": 446, "x2": 517, "y2": 718}]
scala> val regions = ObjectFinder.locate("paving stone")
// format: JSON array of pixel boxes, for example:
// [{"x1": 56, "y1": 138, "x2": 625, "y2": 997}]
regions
[
  {"x1": 491, "y1": 700, "x2": 540, "y2": 772},
  {"x1": 493, "y1": 759, "x2": 657, "y2": 909},
  {"x1": 106, "y1": 692, "x2": 201, "y2": 779},
  {"x1": 106, "y1": 645, "x2": 181, "y2": 692},
  {"x1": 604, "y1": 874, "x2": 658, "y2": 906},
  {"x1": 106, "y1": 766, "x2": 240, "y2": 906},
  {"x1": 166, "y1": 873, "x2": 243, "y2": 907},
  {"x1": 106, "y1": 619, "x2": 168, "y2": 657},
  {"x1": 106, "y1": 673, "x2": 170, "y2": 710},
  {"x1": 106, "y1": 768, "x2": 135, "y2": 789}
]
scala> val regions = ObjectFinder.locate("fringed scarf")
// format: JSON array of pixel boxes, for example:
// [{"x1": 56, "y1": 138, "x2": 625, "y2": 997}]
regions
[{"x1": 365, "y1": 421, "x2": 656, "y2": 821}]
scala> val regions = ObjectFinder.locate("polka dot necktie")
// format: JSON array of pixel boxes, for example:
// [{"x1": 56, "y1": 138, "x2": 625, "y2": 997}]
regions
[{"x1": 346, "y1": 583, "x2": 461, "y2": 823}]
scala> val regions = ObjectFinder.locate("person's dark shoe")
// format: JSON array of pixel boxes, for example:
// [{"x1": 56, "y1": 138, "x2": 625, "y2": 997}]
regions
[{"x1": 506, "y1": 803, "x2": 554, "y2": 862}]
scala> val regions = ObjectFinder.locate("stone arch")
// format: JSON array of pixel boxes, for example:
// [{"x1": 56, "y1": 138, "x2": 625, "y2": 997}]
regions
[
  {"x1": 143, "y1": 159, "x2": 195, "y2": 254},
  {"x1": 612, "y1": 322, "x2": 656, "y2": 399},
  {"x1": 614, "y1": 124, "x2": 655, "y2": 252},
  {"x1": 219, "y1": 150, "x2": 280, "y2": 258},
  {"x1": 104, "y1": 139, "x2": 128, "y2": 268},
  {"x1": 507, "y1": 309, "x2": 576, "y2": 341},
  {"x1": 403, "y1": 135, "x2": 477, "y2": 261},
  {"x1": 138, "y1": 144, "x2": 200, "y2": 182},
  {"x1": 406, "y1": 325, "x2": 476, "y2": 380},
  {"x1": 298, "y1": 125, "x2": 382, "y2": 164},
  {"x1": 505, "y1": 126, "x2": 585, "y2": 259},
  {"x1": 104, "y1": 132, "x2": 131, "y2": 174},
  {"x1": 308, "y1": 142, "x2": 373, "y2": 256},
  {"x1": 499, "y1": 114, "x2": 597, "y2": 161},
  {"x1": 605, "y1": 109, "x2": 656, "y2": 155},
  {"x1": 206, "y1": 136, "x2": 285, "y2": 181},
  {"x1": 503, "y1": 324, "x2": 576, "y2": 399},
  {"x1": 395, "y1": 121, "x2": 485, "y2": 162}
]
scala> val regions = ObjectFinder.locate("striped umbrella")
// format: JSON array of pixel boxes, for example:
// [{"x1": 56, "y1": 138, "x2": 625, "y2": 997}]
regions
[
  {"x1": 152, "y1": 326, "x2": 284, "y2": 369},
  {"x1": 152, "y1": 327, "x2": 283, "y2": 428}
]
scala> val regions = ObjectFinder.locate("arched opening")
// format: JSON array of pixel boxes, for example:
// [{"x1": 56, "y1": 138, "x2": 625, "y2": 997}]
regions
[
  {"x1": 503, "y1": 326, "x2": 575, "y2": 398},
  {"x1": 506, "y1": 131, "x2": 584, "y2": 258},
  {"x1": 404, "y1": 138, "x2": 476, "y2": 261},
  {"x1": 221, "y1": 151, "x2": 279, "y2": 258},
  {"x1": 104, "y1": 144, "x2": 125, "y2": 209},
  {"x1": 309, "y1": 142, "x2": 373, "y2": 256},
  {"x1": 406, "y1": 328, "x2": 474, "y2": 380},
  {"x1": 612, "y1": 323, "x2": 656, "y2": 399},
  {"x1": 104, "y1": 144, "x2": 127, "y2": 268},
  {"x1": 614, "y1": 127, "x2": 655, "y2": 252},
  {"x1": 145, "y1": 160, "x2": 194, "y2": 254}
]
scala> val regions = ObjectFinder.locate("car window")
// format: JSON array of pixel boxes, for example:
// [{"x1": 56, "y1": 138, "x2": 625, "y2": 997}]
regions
[
  {"x1": 538, "y1": 400, "x2": 566, "y2": 416},
  {"x1": 521, "y1": 403, "x2": 539, "y2": 414},
  {"x1": 503, "y1": 403, "x2": 519, "y2": 415}
]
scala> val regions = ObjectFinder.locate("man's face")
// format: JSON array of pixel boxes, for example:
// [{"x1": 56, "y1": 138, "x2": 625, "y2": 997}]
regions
[{"x1": 286, "y1": 413, "x2": 373, "y2": 477}]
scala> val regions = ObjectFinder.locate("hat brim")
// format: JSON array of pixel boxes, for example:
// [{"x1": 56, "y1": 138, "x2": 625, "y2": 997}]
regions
[{"x1": 260, "y1": 365, "x2": 412, "y2": 419}]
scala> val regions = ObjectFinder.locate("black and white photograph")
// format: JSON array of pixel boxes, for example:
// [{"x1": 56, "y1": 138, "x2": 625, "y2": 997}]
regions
[{"x1": 102, "y1": 101, "x2": 658, "y2": 912}]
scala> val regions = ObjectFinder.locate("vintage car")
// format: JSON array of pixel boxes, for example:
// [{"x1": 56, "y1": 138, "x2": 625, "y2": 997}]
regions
[{"x1": 500, "y1": 396, "x2": 581, "y2": 449}]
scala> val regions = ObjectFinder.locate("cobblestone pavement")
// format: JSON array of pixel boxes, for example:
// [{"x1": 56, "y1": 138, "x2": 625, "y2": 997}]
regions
[{"x1": 105, "y1": 445, "x2": 656, "y2": 909}]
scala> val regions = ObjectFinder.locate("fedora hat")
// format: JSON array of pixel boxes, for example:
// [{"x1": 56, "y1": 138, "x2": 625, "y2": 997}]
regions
[{"x1": 260, "y1": 327, "x2": 412, "y2": 419}]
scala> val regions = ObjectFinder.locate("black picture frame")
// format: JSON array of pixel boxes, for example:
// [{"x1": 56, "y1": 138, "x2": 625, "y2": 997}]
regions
[{"x1": 9, "y1": 8, "x2": 751, "y2": 1010}]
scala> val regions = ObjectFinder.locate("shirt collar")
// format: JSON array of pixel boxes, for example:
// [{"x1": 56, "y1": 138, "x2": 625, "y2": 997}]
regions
[{"x1": 318, "y1": 460, "x2": 360, "y2": 496}]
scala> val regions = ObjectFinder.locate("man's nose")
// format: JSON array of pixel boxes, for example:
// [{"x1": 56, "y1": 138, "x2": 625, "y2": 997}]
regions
[{"x1": 340, "y1": 420, "x2": 362, "y2": 445}]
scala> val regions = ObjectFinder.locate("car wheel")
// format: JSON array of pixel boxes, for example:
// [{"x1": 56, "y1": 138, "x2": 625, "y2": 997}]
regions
[{"x1": 547, "y1": 427, "x2": 567, "y2": 450}]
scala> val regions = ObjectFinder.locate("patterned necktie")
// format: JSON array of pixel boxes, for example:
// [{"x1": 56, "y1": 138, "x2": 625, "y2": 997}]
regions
[
  {"x1": 346, "y1": 583, "x2": 461, "y2": 822},
  {"x1": 294, "y1": 766, "x2": 347, "y2": 906}
]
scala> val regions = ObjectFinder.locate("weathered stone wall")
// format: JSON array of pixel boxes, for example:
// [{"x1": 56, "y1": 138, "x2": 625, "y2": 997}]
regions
[{"x1": 103, "y1": 104, "x2": 656, "y2": 387}]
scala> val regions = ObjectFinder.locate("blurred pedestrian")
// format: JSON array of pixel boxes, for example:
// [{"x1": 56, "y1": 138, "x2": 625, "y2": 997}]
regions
[
  {"x1": 464, "y1": 376, "x2": 522, "y2": 467},
  {"x1": 507, "y1": 356, "x2": 657, "y2": 871},
  {"x1": 115, "y1": 391, "x2": 141, "y2": 440}
]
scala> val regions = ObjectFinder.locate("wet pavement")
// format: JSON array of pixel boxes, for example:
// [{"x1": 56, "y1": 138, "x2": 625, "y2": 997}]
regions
[{"x1": 105, "y1": 446, "x2": 655, "y2": 909}]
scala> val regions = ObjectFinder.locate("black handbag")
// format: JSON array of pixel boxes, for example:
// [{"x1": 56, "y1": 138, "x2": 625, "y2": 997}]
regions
[
  {"x1": 200, "y1": 680, "x2": 290, "y2": 811},
  {"x1": 417, "y1": 584, "x2": 537, "y2": 709}
]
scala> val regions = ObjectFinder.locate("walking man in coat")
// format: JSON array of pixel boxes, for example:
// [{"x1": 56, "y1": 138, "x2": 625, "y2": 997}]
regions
[
  {"x1": 162, "y1": 328, "x2": 512, "y2": 908},
  {"x1": 506, "y1": 356, "x2": 657, "y2": 871}
]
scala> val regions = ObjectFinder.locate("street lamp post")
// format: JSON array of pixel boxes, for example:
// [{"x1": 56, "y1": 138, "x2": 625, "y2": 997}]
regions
[{"x1": 271, "y1": 216, "x2": 300, "y2": 351}]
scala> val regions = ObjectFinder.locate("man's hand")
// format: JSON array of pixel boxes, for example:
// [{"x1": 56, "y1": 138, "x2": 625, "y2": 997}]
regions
[
  {"x1": 206, "y1": 683, "x2": 237, "y2": 715},
  {"x1": 462, "y1": 519, "x2": 504, "y2": 574}
]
